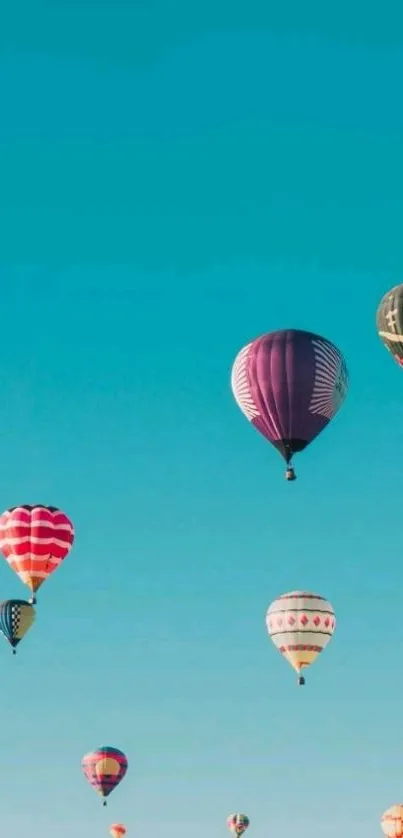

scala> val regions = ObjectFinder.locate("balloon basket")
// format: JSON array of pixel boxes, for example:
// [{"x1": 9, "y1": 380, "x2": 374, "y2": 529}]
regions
[{"x1": 298, "y1": 675, "x2": 305, "y2": 686}]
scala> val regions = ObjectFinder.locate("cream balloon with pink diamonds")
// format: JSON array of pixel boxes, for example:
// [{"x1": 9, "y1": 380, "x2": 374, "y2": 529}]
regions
[{"x1": 265, "y1": 591, "x2": 336, "y2": 686}]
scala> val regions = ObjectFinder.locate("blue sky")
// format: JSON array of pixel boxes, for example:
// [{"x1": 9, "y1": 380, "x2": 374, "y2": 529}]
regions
[{"x1": 1, "y1": 3, "x2": 403, "y2": 838}]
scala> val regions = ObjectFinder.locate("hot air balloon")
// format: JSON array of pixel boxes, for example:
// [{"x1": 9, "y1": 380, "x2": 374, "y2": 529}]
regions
[
  {"x1": 376, "y1": 284, "x2": 403, "y2": 367},
  {"x1": 82, "y1": 747, "x2": 128, "y2": 806},
  {"x1": 231, "y1": 329, "x2": 348, "y2": 480},
  {"x1": 381, "y1": 805, "x2": 403, "y2": 838},
  {"x1": 266, "y1": 591, "x2": 336, "y2": 685},
  {"x1": 110, "y1": 826, "x2": 127, "y2": 838},
  {"x1": 227, "y1": 814, "x2": 250, "y2": 836},
  {"x1": 0, "y1": 599, "x2": 35, "y2": 654},
  {"x1": 0, "y1": 505, "x2": 74, "y2": 604}
]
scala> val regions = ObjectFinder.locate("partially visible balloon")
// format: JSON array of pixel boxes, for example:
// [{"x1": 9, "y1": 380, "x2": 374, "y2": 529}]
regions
[
  {"x1": 227, "y1": 814, "x2": 250, "y2": 836},
  {"x1": 266, "y1": 591, "x2": 336, "y2": 685},
  {"x1": 110, "y1": 825, "x2": 127, "y2": 838},
  {"x1": 0, "y1": 599, "x2": 35, "y2": 654},
  {"x1": 381, "y1": 806, "x2": 403, "y2": 838},
  {"x1": 231, "y1": 329, "x2": 348, "y2": 480},
  {"x1": 0, "y1": 505, "x2": 75, "y2": 603},
  {"x1": 82, "y1": 747, "x2": 128, "y2": 805},
  {"x1": 376, "y1": 284, "x2": 403, "y2": 367}
]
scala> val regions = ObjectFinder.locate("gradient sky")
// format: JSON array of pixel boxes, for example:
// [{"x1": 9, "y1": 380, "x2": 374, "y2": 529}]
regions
[{"x1": 1, "y1": 3, "x2": 403, "y2": 838}]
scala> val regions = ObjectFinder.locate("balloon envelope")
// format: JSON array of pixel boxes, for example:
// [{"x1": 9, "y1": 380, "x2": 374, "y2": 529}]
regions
[
  {"x1": 266, "y1": 591, "x2": 335, "y2": 682},
  {"x1": 110, "y1": 825, "x2": 126, "y2": 838},
  {"x1": 0, "y1": 505, "x2": 74, "y2": 597},
  {"x1": 227, "y1": 814, "x2": 249, "y2": 836},
  {"x1": 82, "y1": 747, "x2": 128, "y2": 801},
  {"x1": 0, "y1": 599, "x2": 35, "y2": 651},
  {"x1": 381, "y1": 805, "x2": 403, "y2": 838},
  {"x1": 231, "y1": 329, "x2": 348, "y2": 476},
  {"x1": 376, "y1": 284, "x2": 403, "y2": 366}
]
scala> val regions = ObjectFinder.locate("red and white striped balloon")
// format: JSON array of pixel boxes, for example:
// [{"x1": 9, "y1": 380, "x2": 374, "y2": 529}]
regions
[{"x1": 0, "y1": 504, "x2": 75, "y2": 602}]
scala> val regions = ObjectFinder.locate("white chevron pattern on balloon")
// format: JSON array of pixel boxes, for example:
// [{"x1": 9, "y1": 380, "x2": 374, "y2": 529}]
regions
[
  {"x1": 231, "y1": 343, "x2": 260, "y2": 421},
  {"x1": 309, "y1": 339, "x2": 348, "y2": 420}
]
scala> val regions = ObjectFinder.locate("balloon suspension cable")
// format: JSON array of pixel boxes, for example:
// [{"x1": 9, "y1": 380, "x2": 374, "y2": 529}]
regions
[{"x1": 298, "y1": 675, "x2": 305, "y2": 686}]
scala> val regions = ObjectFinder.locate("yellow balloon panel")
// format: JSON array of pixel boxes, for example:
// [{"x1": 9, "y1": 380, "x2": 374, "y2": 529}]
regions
[
  {"x1": 96, "y1": 758, "x2": 121, "y2": 779},
  {"x1": 282, "y1": 647, "x2": 321, "y2": 673},
  {"x1": 15, "y1": 604, "x2": 35, "y2": 640}
]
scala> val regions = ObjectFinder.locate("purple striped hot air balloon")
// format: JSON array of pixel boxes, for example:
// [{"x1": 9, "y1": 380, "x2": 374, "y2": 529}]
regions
[{"x1": 231, "y1": 329, "x2": 348, "y2": 481}]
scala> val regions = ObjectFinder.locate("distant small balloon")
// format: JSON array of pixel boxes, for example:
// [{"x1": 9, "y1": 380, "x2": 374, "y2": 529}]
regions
[
  {"x1": 110, "y1": 825, "x2": 127, "y2": 838},
  {"x1": 227, "y1": 814, "x2": 250, "y2": 836},
  {"x1": 381, "y1": 806, "x2": 403, "y2": 838},
  {"x1": 266, "y1": 591, "x2": 336, "y2": 686},
  {"x1": 82, "y1": 747, "x2": 128, "y2": 805},
  {"x1": 0, "y1": 599, "x2": 35, "y2": 654}
]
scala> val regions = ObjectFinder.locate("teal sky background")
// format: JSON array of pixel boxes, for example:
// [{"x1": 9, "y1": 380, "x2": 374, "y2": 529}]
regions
[{"x1": 1, "y1": 3, "x2": 403, "y2": 837}]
